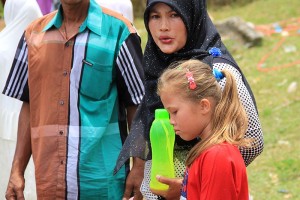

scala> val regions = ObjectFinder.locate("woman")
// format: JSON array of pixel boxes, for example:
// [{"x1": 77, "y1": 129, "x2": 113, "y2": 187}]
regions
[
  {"x1": 0, "y1": 0, "x2": 42, "y2": 198},
  {"x1": 116, "y1": 0, "x2": 264, "y2": 199}
]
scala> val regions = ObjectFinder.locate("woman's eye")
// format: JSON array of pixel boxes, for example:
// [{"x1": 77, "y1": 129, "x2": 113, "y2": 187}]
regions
[
  {"x1": 170, "y1": 13, "x2": 179, "y2": 18},
  {"x1": 150, "y1": 14, "x2": 159, "y2": 19}
]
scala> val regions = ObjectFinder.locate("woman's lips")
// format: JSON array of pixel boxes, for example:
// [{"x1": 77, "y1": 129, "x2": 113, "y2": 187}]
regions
[{"x1": 159, "y1": 36, "x2": 173, "y2": 44}]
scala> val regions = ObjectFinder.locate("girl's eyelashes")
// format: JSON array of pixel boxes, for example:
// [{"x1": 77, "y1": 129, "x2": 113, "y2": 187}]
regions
[
  {"x1": 170, "y1": 110, "x2": 177, "y2": 115},
  {"x1": 165, "y1": 107, "x2": 177, "y2": 115}
]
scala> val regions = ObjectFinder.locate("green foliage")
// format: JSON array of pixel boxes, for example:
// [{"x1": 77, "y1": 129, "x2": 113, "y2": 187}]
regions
[
  {"x1": 132, "y1": 0, "x2": 146, "y2": 19},
  {"x1": 208, "y1": 0, "x2": 299, "y2": 24},
  {"x1": 207, "y1": 0, "x2": 256, "y2": 8},
  {"x1": 134, "y1": 0, "x2": 300, "y2": 199},
  {"x1": 0, "y1": 2, "x2": 3, "y2": 18}
]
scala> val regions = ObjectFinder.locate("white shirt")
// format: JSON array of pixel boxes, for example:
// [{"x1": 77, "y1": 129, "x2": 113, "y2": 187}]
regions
[
  {"x1": 95, "y1": 0, "x2": 134, "y2": 22},
  {"x1": 0, "y1": 0, "x2": 42, "y2": 198}
]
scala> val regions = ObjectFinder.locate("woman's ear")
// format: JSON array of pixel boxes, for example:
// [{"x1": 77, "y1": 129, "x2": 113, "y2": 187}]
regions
[{"x1": 199, "y1": 98, "x2": 212, "y2": 114}]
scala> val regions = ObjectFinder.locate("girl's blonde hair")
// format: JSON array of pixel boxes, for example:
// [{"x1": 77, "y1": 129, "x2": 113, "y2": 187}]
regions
[{"x1": 157, "y1": 59, "x2": 253, "y2": 167}]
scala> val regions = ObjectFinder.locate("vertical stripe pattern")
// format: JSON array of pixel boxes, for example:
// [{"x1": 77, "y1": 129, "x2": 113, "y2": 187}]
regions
[
  {"x1": 3, "y1": 37, "x2": 28, "y2": 99},
  {"x1": 117, "y1": 42, "x2": 144, "y2": 104},
  {"x1": 66, "y1": 31, "x2": 89, "y2": 200}
]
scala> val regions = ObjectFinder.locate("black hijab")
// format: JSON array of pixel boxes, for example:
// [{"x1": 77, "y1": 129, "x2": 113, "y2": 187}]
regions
[
  {"x1": 142, "y1": 0, "x2": 238, "y2": 116},
  {"x1": 114, "y1": 0, "x2": 255, "y2": 173}
]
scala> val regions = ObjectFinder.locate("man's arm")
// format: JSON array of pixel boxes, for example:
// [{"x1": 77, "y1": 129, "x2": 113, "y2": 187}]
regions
[
  {"x1": 5, "y1": 102, "x2": 31, "y2": 200},
  {"x1": 126, "y1": 105, "x2": 137, "y2": 130},
  {"x1": 115, "y1": 30, "x2": 145, "y2": 199},
  {"x1": 122, "y1": 157, "x2": 145, "y2": 200},
  {"x1": 121, "y1": 106, "x2": 145, "y2": 200}
]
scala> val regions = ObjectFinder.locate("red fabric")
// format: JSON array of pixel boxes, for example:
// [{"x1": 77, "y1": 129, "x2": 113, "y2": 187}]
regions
[{"x1": 181, "y1": 143, "x2": 249, "y2": 200}]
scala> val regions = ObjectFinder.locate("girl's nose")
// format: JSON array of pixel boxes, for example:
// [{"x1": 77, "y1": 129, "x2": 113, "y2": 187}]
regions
[{"x1": 170, "y1": 117, "x2": 175, "y2": 126}]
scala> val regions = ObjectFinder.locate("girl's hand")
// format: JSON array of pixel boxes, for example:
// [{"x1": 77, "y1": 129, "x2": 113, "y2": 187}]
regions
[{"x1": 150, "y1": 175, "x2": 183, "y2": 200}]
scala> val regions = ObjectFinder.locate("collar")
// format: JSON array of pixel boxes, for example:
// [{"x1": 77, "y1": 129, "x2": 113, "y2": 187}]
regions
[{"x1": 43, "y1": 0, "x2": 102, "y2": 36}]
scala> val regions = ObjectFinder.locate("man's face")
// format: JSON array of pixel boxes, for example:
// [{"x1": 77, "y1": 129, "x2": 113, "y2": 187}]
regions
[{"x1": 60, "y1": 0, "x2": 87, "y2": 6}]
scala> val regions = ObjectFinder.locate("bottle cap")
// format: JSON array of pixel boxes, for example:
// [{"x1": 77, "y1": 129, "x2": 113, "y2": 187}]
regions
[{"x1": 155, "y1": 109, "x2": 169, "y2": 119}]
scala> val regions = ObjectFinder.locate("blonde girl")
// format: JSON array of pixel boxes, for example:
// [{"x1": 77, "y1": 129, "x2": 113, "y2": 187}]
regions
[{"x1": 157, "y1": 59, "x2": 253, "y2": 199}]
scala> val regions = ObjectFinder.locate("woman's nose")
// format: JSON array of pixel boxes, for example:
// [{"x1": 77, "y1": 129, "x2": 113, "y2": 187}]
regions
[{"x1": 160, "y1": 18, "x2": 169, "y2": 31}]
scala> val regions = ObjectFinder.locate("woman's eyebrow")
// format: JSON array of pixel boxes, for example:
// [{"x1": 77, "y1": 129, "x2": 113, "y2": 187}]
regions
[{"x1": 150, "y1": 7, "x2": 174, "y2": 14}]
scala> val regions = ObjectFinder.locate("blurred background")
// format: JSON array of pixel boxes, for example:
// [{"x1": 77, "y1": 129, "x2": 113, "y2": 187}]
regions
[{"x1": 0, "y1": 0, "x2": 299, "y2": 199}]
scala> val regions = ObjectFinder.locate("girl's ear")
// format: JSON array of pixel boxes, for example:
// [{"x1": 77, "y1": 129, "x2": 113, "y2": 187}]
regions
[{"x1": 199, "y1": 98, "x2": 212, "y2": 114}]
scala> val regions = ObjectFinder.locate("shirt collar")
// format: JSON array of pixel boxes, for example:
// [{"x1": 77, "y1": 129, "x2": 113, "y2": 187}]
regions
[{"x1": 43, "y1": 0, "x2": 102, "y2": 36}]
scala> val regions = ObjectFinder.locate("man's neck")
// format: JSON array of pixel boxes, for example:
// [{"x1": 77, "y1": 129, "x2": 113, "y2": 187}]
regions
[
  {"x1": 61, "y1": 0, "x2": 89, "y2": 24},
  {"x1": 60, "y1": 0, "x2": 90, "y2": 39}
]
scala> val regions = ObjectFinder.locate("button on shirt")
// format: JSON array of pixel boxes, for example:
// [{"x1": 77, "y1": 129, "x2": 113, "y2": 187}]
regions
[{"x1": 2, "y1": 0, "x2": 144, "y2": 199}]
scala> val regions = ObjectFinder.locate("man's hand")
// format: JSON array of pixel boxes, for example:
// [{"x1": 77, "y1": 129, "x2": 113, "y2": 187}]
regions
[
  {"x1": 5, "y1": 103, "x2": 31, "y2": 200},
  {"x1": 123, "y1": 157, "x2": 145, "y2": 200},
  {"x1": 5, "y1": 172, "x2": 25, "y2": 200},
  {"x1": 151, "y1": 175, "x2": 183, "y2": 200}
]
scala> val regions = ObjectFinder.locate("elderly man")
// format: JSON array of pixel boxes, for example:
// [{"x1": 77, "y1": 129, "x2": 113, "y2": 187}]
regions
[{"x1": 3, "y1": 0, "x2": 145, "y2": 199}]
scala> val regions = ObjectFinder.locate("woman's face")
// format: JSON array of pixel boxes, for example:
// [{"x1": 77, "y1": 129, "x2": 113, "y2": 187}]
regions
[{"x1": 148, "y1": 3, "x2": 187, "y2": 54}]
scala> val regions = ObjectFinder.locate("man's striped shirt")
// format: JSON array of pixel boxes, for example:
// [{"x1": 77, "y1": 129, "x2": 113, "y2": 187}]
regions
[{"x1": 3, "y1": 1, "x2": 144, "y2": 199}]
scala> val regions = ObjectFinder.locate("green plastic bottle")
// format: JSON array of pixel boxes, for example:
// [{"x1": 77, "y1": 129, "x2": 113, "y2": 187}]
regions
[{"x1": 150, "y1": 109, "x2": 175, "y2": 192}]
